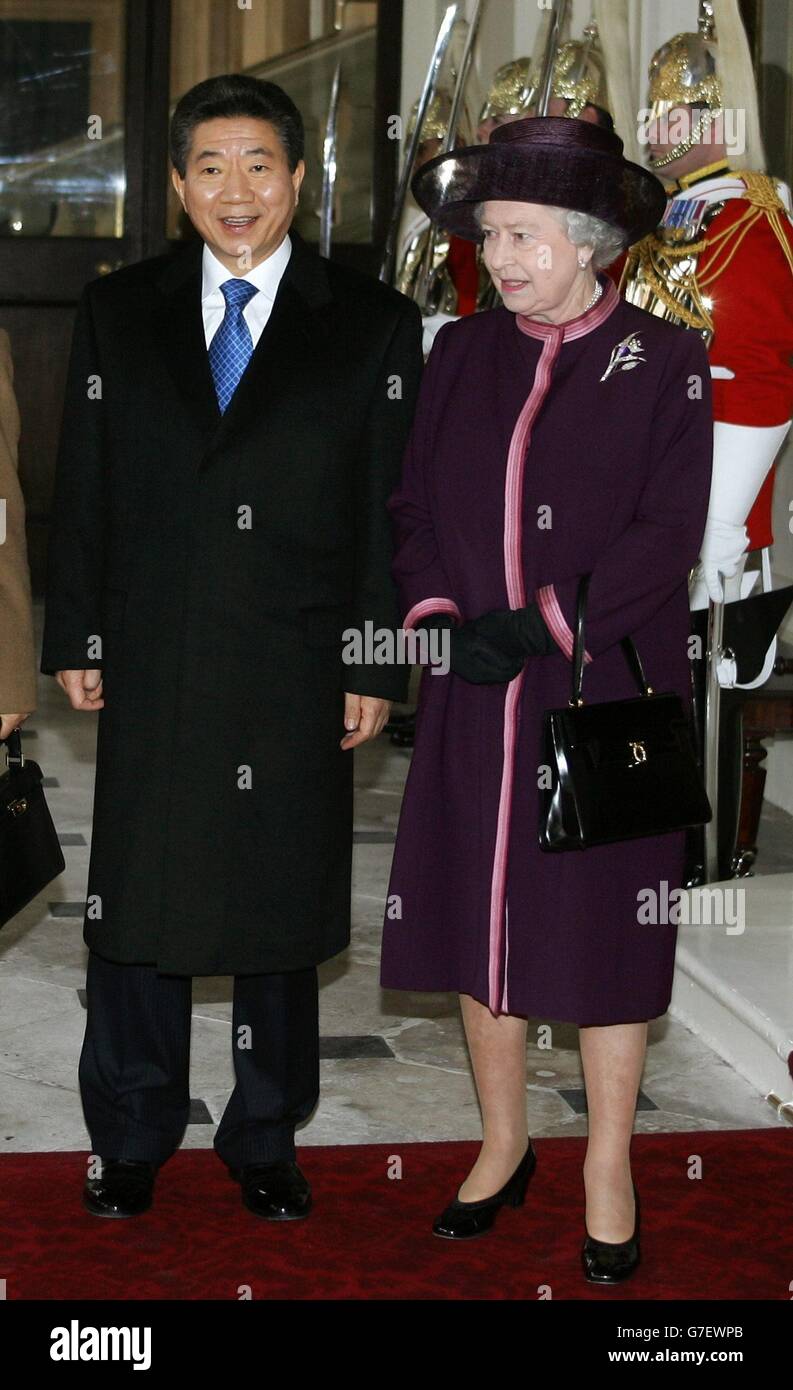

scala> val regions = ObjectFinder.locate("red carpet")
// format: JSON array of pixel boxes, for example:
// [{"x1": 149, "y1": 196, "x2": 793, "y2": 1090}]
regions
[{"x1": 1, "y1": 1130, "x2": 790, "y2": 1300}]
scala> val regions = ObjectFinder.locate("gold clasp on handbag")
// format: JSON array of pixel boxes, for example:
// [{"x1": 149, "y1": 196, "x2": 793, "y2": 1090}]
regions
[
  {"x1": 628, "y1": 740, "x2": 647, "y2": 765},
  {"x1": 8, "y1": 796, "x2": 28, "y2": 817}
]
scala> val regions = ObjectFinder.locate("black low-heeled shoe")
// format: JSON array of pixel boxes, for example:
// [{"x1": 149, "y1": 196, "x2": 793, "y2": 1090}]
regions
[
  {"x1": 432, "y1": 1140, "x2": 537, "y2": 1239},
  {"x1": 582, "y1": 1182, "x2": 640, "y2": 1284}
]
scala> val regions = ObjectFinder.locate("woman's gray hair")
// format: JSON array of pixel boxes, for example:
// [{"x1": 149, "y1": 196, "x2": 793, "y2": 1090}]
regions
[
  {"x1": 473, "y1": 202, "x2": 626, "y2": 270},
  {"x1": 548, "y1": 207, "x2": 626, "y2": 270}
]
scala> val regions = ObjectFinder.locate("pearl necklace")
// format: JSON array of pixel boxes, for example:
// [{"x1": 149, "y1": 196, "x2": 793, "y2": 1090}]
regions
[{"x1": 582, "y1": 279, "x2": 603, "y2": 314}]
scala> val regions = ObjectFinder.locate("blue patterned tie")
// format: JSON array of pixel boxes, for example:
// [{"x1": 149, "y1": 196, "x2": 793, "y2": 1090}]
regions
[{"x1": 208, "y1": 278, "x2": 260, "y2": 413}]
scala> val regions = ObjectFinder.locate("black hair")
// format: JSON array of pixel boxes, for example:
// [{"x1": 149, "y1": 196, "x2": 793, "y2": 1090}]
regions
[{"x1": 170, "y1": 73, "x2": 304, "y2": 176}]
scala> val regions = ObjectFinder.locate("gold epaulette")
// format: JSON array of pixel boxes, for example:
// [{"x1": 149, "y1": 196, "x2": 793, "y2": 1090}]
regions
[
  {"x1": 696, "y1": 171, "x2": 793, "y2": 289},
  {"x1": 735, "y1": 169, "x2": 786, "y2": 213}
]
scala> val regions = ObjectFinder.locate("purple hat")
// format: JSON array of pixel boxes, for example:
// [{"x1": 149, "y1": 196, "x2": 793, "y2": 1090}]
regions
[{"x1": 411, "y1": 116, "x2": 665, "y2": 245}]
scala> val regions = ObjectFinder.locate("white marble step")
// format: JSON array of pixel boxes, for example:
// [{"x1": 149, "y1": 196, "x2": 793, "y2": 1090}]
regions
[{"x1": 671, "y1": 871, "x2": 793, "y2": 1111}]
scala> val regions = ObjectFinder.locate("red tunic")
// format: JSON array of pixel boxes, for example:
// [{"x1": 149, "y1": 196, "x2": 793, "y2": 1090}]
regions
[
  {"x1": 697, "y1": 197, "x2": 793, "y2": 548},
  {"x1": 447, "y1": 234, "x2": 480, "y2": 316}
]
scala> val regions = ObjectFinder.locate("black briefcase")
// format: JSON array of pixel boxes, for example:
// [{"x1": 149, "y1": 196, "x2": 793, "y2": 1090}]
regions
[
  {"x1": 0, "y1": 727, "x2": 65, "y2": 926},
  {"x1": 539, "y1": 574, "x2": 712, "y2": 851}
]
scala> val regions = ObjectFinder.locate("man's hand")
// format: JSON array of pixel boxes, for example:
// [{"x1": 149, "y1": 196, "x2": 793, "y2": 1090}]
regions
[
  {"x1": 56, "y1": 669, "x2": 105, "y2": 711},
  {"x1": 0, "y1": 711, "x2": 33, "y2": 740},
  {"x1": 340, "y1": 693, "x2": 391, "y2": 750}
]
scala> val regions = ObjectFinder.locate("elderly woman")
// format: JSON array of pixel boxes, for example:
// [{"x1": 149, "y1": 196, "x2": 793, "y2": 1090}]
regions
[{"x1": 380, "y1": 118, "x2": 713, "y2": 1282}]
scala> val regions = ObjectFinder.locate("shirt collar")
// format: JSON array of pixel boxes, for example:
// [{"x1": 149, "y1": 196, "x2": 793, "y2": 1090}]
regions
[
  {"x1": 665, "y1": 159, "x2": 733, "y2": 195},
  {"x1": 201, "y1": 233, "x2": 292, "y2": 303}
]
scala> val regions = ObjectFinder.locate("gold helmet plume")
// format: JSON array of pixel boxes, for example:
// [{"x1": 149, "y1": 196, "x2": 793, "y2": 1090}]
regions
[
  {"x1": 549, "y1": 27, "x2": 610, "y2": 119},
  {"x1": 479, "y1": 58, "x2": 533, "y2": 125},
  {"x1": 407, "y1": 89, "x2": 455, "y2": 144},
  {"x1": 648, "y1": 25, "x2": 721, "y2": 121}
]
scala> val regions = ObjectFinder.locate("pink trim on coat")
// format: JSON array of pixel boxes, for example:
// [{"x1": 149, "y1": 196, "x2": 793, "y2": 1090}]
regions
[
  {"x1": 516, "y1": 275, "x2": 620, "y2": 343},
  {"x1": 403, "y1": 597, "x2": 462, "y2": 630},
  {"x1": 536, "y1": 584, "x2": 593, "y2": 664},
  {"x1": 488, "y1": 331, "x2": 562, "y2": 1013},
  {"x1": 487, "y1": 279, "x2": 618, "y2": 1015}
]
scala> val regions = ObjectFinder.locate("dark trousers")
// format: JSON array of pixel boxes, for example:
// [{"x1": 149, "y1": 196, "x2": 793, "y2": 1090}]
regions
[{"x1": 78, "y1": 951, "x2": 319, "y2": 1169}]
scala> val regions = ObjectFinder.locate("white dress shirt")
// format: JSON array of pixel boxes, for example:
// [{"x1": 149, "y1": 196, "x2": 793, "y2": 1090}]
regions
[{"x1": 201, "y1": 234, "x2": 292, "y2": 350}]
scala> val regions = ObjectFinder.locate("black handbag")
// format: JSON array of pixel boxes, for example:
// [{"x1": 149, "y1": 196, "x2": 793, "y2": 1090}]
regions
[
  {"x1": 539, "y1": 574, "x2": 712, "y2": 851},
  {"x1": 0, "y1": 726, "x2": 65, "y2": 927}
]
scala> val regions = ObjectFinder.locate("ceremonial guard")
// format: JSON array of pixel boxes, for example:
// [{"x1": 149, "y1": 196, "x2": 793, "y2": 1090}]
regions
[
  {"x1": 621, "y1": 0, "x2": 793, "y2": 878},
  {"x1": 394, "y1": 90, "x2": 480, "y2": 346},
  {"x1": 539, "y1": 30, "x2": 613, "y2": 128},
  {"x1": 478, "y1": 56, "x2": 533, "y2": 141}
]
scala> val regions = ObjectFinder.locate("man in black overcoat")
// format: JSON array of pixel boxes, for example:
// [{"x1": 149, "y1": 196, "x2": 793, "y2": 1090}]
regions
[{"x1": 41, "y1": 75, "x2": 422, "y2": 1219}]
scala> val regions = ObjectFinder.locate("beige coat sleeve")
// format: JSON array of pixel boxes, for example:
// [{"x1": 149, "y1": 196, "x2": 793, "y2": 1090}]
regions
[{"x1": 0, "y1": 329, "x2": 37, "y2": 712}]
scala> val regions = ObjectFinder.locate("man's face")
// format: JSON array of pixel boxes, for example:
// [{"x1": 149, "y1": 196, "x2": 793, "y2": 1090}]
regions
[
  {"x1": 546, "y1": 97, "x2": 602, "y2": 123},
  {"x1": 476, "y1": 102, "x2": 604, "y2": 147},
  {"x1": 477, "y1": 111, "x2": 529, "y2": 144},
  {"x1": 646, "y1": 104, "x2": 724, "y2": 181},
  {"x1": 171, "y1": 116, "x2": 305, "y2": 272}
]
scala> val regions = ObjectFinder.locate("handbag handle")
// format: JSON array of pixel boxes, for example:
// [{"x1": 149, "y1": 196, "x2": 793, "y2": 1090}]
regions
[
  {"x1": 1, "y1": 727, "x2": 24, "y2": 769},
  {"x1": 571, "y1": 573, "x2": 653, "y2": 706}
]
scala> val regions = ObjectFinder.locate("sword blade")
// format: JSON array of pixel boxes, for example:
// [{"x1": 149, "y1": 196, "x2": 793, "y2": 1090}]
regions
[
  {"x1": 414, "y1": 0, "x2": 489, "y2": 312},
  {"x1": 320, "y1": 60, "x2": 342, "y2": 258},
  {"x1": 379, "y1": 3, "x2": 461, "y2": 284},
  {"x1": 704, "y1": 597, "x2": 724, "y2": 881}
]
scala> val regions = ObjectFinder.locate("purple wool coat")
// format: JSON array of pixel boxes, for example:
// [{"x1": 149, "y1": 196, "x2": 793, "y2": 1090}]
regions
[{"x1": 379, "y1": 277, "x2": 713, "y2": 1025}]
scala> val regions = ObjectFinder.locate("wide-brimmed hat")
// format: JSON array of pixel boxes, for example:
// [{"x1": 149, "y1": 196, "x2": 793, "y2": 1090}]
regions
[{"x1": 411, "y1": 116, "x2": 666, "y2": 245}]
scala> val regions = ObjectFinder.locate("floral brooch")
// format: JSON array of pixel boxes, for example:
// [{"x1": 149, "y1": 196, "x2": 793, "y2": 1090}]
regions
[{"x1": 600, "y1": 334, "x2": 645, "y2": 382}]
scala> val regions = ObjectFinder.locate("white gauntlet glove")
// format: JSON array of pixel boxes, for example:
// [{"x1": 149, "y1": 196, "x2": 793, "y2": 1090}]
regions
[
  {"x1": 698, "y1": 517, "x2": 748, "y2": 603},
  {"x1": 690, "y1": 420, "x2": 791, "y2": 610}
]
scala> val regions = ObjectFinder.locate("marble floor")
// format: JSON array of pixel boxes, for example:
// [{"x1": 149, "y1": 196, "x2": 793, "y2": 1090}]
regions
[{"x1": 0, "y1": 611, "x2": 788, "y2": 1155}]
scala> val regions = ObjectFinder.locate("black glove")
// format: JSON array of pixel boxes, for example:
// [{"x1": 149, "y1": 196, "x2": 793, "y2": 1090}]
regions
[
  {"x1": 469, "y1": 604, "x2": 558, "y2": 658},
  {"x1": 413, "y1": 613, "x2": 520, "y2": 684},
  {"x1": 416, "y1": 604, "x2": 555, "y2": 685},
  {"x1": 449, "y1": 623, "x2": 526, "y2": 684}
]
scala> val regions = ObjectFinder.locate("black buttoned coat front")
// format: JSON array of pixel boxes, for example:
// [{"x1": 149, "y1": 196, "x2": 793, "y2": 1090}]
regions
[{"x1": 41, "y1": 229, "x2": 423, "y2": 974}]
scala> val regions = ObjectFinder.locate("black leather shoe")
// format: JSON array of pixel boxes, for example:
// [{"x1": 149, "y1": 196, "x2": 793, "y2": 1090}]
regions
[
  {"x1": 83, "y1": 1159, "x2": 156, "y2": 1218},
  {"x1": 582, "y1": 1183, "x2": 641, "y2": 1284},
  {"x1": 230, "y1": 1161, "x2": 312, "y2": 1220},
  {"x1": 432, "y1": 1140, "x2": 537, "y2": 1239}
]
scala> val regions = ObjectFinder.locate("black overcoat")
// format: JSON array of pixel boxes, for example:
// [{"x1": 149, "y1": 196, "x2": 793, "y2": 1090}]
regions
[{"x1": 41, "y1": 229, "x2": 423, "y2": 974}]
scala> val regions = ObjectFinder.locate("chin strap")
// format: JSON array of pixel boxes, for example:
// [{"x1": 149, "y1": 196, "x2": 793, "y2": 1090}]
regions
[{"x1": 650, "y1": 108, "x2": 719, "y2": 170}]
